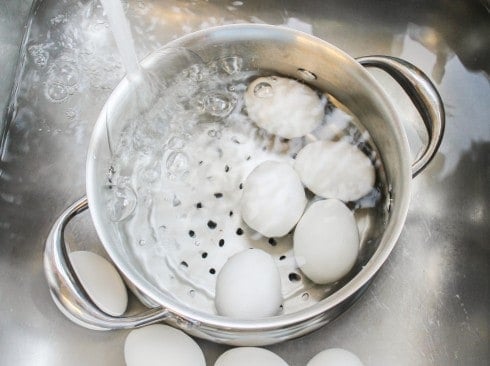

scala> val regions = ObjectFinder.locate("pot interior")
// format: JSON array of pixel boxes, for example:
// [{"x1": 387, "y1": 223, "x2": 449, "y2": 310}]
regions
[{"x1": 86, "y1": 25, "x2": 411, "y2": 326}]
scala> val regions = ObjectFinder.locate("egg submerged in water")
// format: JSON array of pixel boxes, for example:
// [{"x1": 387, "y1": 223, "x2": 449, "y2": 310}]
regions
[
  {"x1": 124, "y1": 324, "x2": 206, "y2": 366},
  {"x1": 215, "y1": 347, "x2": 289, "y2": 366},
  {"x1": 245, "y1": 76, "x2": 325, "y2": 138},
  {"x1": 241, "y1": 160, "x2": 307, "y2": 238},
  {"x1": 293, "y1": 199, "x2": 360, "y2": 284},
  {"x1": 294, "y1": 139, "x2": 375, "y2": 202},
  {"x1": 215, "y1": 249, "x2": 282, "y2": 319}
]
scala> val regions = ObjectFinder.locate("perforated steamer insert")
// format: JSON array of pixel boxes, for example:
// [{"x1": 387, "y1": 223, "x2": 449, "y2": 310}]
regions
[{"x1": 45, "y1": 24, "x2": 444, "y2": 345}]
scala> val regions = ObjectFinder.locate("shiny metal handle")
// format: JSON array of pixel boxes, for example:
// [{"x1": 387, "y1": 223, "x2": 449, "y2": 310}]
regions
[
  {"x1": 357, "y1": 55, "x2": 445, "y2": 177},
  {"x1": 44, "y1": 197, "x2": 170, "y2": 330}
]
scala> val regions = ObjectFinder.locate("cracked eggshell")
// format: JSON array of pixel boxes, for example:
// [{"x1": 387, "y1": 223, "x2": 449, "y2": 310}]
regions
[
  {"x1": 294, "y1": 139, "x2": 375, "y2": 202},
  {"x1": 293, "y1": 199, "x2": 360, "y2": 284},
  {"x1": 124, "y1": 325, "x2": 206, "y2": 366},
  {"x1": 241, "y1": 160, "x2": 306, "y2": 238},
  {"x1": 245, "y1": 76, "x2": 325, "y2": 138},
  {"x1": 69, "y1": 250, "x2": 127, "y2": 316}
]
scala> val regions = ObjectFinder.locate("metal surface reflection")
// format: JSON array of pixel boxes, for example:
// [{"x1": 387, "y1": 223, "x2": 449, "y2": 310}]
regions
[{"x1": 0, "y1": 0, "x2": 488, "y2": 365}]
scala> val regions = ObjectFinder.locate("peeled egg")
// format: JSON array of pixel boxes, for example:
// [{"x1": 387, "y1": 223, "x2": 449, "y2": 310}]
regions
[
  {"x1": 215, "y1": 347, "x2": 289, "y2": 366},
  {"x1": 69, "y1": 250, "x2": 127, "y2": 316},
  {"x1": 124, "y1": 324, "x2": 205, "y2": 366},
  {"x1": 294, "y1": 139, "x2": 375, "y2": 202},
  {"x1": 293, "y1": 199, "x2": 359, "y2": 284},
  {"x1": 241, "y1": 161, "x2": 306, "y2": 237},
  {"x1": 307, "y1": 348, "x2": 364, "y2": 366},
  {"x1": 215, "y1": 249, "x2": 282, "y2": 319},
  {"x1": 245, "y1": 76, "x2": 325, "y2": 138}
]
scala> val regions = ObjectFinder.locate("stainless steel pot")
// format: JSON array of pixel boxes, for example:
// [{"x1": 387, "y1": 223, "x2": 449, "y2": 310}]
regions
[{"x1": 44, "y1": 24, "x2": 444, "y2": 346}]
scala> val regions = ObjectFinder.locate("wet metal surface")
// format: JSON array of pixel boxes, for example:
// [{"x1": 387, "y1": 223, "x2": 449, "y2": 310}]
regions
[{"x1": 0, "y1": 1, "x2": 489, "y2": 365}]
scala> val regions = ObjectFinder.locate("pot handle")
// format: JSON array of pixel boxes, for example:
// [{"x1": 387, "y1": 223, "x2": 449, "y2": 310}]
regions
[
  {"x1": 44, "y1": 196, "x2": 170, "y2": 330},
  {"x1": 357, "y1": 55, "x2": 445, "y2": 177}
]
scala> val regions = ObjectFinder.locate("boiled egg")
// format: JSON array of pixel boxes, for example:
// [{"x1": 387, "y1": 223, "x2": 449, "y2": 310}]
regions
[
  {"x1": 124, "y1": 324, "x2": 205, "y2": 366},
  {"x1": 245, "y1": 76, "x2": 325, "y2": 138},
  {"x1": 307, "y1": 348, "x2": 364, "y2": 366},
  {"x1": 293, "y1": 199, "x2": 359, "y2": 284},
  {"x1": 215, "y1": 347, "x2": 289, "y2": 366},
  {"x1": 215, "y1": 249, "x2": 282, "y2": 319},
  {"x1": 294, "y1": 139, "x2": 375, "y2": 202},
  {"x1": 241, "y1": 160, "x2": 306, "y2": 237},
  {"x1": 69, "y1": 250, "x2": 127, "y2": 316}
]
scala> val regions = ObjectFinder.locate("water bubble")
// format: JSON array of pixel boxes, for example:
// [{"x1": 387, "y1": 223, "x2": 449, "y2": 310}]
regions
[
  {"x1": 301, "y1": 292, "x2": 310, "y2": 301},
  {"x1": 189, "y1": 289, "x2": 196, "y2": 297},
  {"x1": 45, "y1": 82, "x2": 68, "y2": 103},
  {"x1": 185, "y1": 63, "x2": 204, "y2": 82},
  {"x1": 65, "y1": 109, "x2": 76, "y2": 119},
  {"x1": 28, "y1": 45, "x2": 49, "y2": 68},
  {"x1": 253, "y1": 82, "x2": 273, "y2": 98},
  {"x1": 109, "y1": 185, "x2": 137, "y2": 222},
  {"x1": 219, "y1": 56, "x2": 243, "y2": 75},
  {"x1": 199, "y1": 93, "x2": 237, "y2": 118},
  {"x1": 166, "y1": 151, "x2": 189, "y2": 176},
  {"x1": 56, "y1": 61, "x2": 79, "y2": 87},
  {"x1": 207, "y1": 129, "x2": 222, "y2": 138},
  {"x1": 297, "y1": 68, "x2": 317, "y2": 80},
  {"x1": 138, "y1": 239, "x2": 146, "y2": 246}
]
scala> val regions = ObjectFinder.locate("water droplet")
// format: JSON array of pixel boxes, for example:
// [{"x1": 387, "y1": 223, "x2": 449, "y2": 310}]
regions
[
  {"x1": 207, "y1": 129, "x2": 222, "y2": 138},
  {"x1": 232, "y1": 0, "x2": 244, "y2": 6},
  {"x1": 253, "y1": 82, "x2": 273, "y2": 98},
  {"x1": 297, "y1": 68, "x2": 317, "y2": 80},
  {"x1": 109, "y1": 185, "x2": 137, "y2": 222},
  {"x1": 200, "y1": 93, "x2": 236, "y2": 117},
  {"x1": 138, "y1": 239, "x2": 146, "y2": 246},
  {"x1": 219, "y1": 56, "x2": 243, "y2": 75},
  {"x1": 189, "y1": 289, "x2": 195, "y2": 297},
  {"x1": 45, "y1": 82, "x2": 68, "y2": 103},
  {"x1": 302, "y1": 292, "x2": 310, "y2": 301},
  {"x1": 166, "y1": 151, "x2": 189, "y2": 175},
  {"x1": 65, "y1": 109, "x2": 76, "y2": 119},
  {"x1": 172, "y1": 195, "x2": 181, "y2": 207}
]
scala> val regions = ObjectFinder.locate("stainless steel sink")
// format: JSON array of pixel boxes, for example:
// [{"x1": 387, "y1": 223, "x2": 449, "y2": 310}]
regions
[{"x1": 1, "y1": 1, "x2": 488, "y2": 365}]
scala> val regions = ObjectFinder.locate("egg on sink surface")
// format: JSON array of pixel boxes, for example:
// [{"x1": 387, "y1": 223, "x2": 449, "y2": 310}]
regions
[
  {"x1": 215, "y1": 347, "x2": 289, "y2": 366},
  {"x1": 124, "y1": 324, "x2": 205, "y2": 366},
  {"x1": 215, "y1": 249, "x2": 282, "y2": 319},
  {"x1": 241, "y1": 160, "x2": 306, "y2": 238},
  {"x1": 307, "y1": 348, "x2": 364, "y2": 366},
  {"x1": 69, "y1": 250, "x2": 127, "y2": 316},
  {"x1": 294, "y1": 139, "x2": 375, "y2": 202},
  {"x1": 293, "y1": 199, "x2": 360, "y2": 284},
  {"x1": 245, "y1": 76, "x2": 326, "y2": 138}
]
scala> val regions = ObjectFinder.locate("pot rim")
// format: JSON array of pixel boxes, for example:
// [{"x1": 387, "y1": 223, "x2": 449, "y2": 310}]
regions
[{"x1": 86, "y1": 24, "x2": 411, "y2": 333}]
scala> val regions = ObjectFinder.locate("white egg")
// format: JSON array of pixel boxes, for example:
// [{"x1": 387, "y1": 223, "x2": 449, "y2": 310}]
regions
[
  {"x1": 307, "y1": 348, "x2": 364, "y2": 366},
  {"x1": 293, "y1": 199, "x2": 359, "y2": 284},
  {"x1": 294, "y1": 139, "x2": 375, "y2": 202},
  {"x1": 215, "y1": 249, "x2": 282, "y2": 319},
  {"x1": 124, "y1": 324, "x2": 205, "y2": 366},
  {"x1": 245, "y1": 76, "x2": 325, "y2": 138},
  {"x1": 241, "y1": 161, "x2": 306, "y2": 237},
  {"x1": 215, "y1": 347, "x2": 289, "y2": 366},
  {"x1": 69, "y1": 250, "x2": 127, "y2": 316}
]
